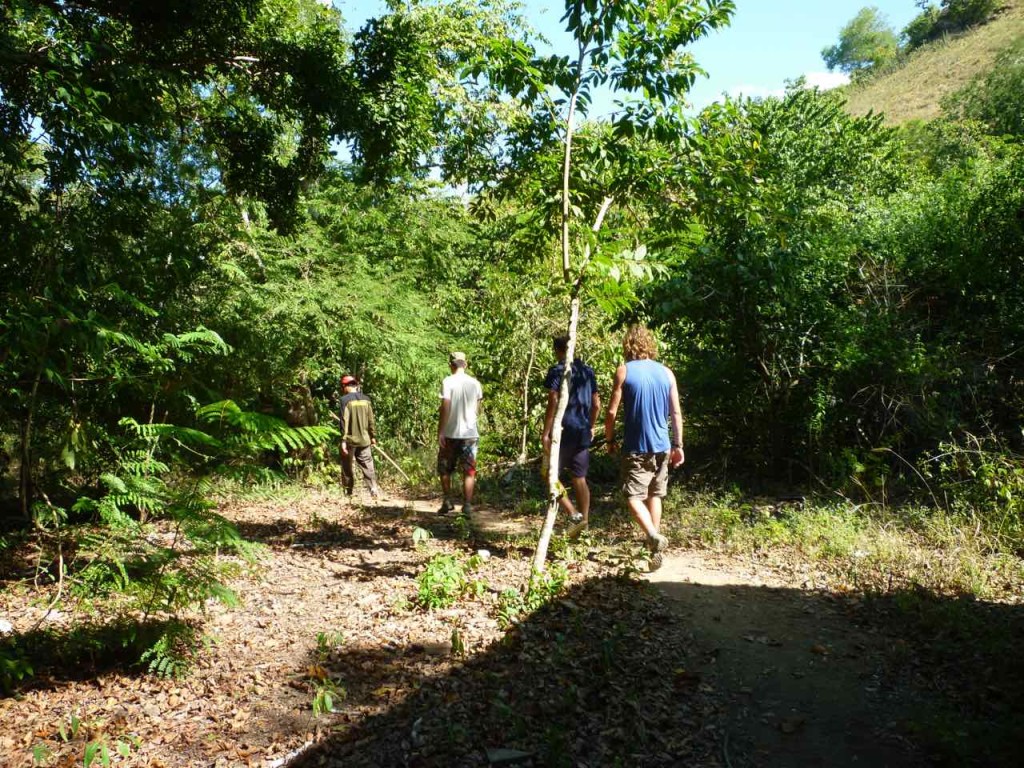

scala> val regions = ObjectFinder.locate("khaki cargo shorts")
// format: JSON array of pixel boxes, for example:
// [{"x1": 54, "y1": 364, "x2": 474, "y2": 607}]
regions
[{"x1": 621, "y1": 451, "x2": 669, "y2": 500}]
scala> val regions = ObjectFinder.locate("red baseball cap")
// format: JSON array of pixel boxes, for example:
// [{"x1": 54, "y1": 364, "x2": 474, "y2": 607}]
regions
[{"x1": 341, "y1": 375, "x2": 357, "y2": 386}]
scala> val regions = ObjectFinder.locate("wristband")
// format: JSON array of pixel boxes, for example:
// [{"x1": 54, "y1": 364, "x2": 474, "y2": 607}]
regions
[{"x1": 671, "y1": 443, "x2": 682, "y2": 449}]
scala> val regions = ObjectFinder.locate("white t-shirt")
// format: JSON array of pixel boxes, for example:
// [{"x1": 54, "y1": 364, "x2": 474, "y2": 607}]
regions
[{"x1": 441, "y1": 371, "x2": 483, "y2": 438}]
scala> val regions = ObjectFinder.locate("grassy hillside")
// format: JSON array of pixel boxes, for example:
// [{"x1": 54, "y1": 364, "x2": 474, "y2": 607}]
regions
[{"x1": 843, "y1": 0, "x2": 1024, "y2": 124}]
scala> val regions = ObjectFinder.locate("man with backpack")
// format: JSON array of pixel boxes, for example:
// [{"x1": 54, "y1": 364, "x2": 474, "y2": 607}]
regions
[{"x1": 542, "y1": 336, "x2": 600, "y2": 534}]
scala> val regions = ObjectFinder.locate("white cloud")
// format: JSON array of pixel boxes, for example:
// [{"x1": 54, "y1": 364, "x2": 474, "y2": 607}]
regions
[
  {"x1": 802, "y1": 71, "x2": 850, "y2": 90},
  {"x1": 723, "y1": 70, "x2": 850, "y2": 103},
  {"x1": 725, "y1": 84, "x2": 786, "y2": 101}
]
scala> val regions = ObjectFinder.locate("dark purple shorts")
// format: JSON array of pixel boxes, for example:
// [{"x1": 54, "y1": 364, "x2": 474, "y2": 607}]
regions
[{"x1": 558, "y1": 432, "x2": 590, "y2": 479}]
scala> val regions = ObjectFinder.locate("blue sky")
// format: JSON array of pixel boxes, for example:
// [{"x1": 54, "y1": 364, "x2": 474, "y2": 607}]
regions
[{"x1": 330, "y1": 1, "x2": 921, "y2": 113}]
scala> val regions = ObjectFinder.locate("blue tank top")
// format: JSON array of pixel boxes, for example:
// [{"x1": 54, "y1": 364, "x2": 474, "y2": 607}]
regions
[{"x1": 622, "y1": 359, "x2": 671, "y2": 454}]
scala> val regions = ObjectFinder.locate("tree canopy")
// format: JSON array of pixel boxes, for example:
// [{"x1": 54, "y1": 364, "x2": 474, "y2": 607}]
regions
[{"x1": 822, "y1": 6, "x2": 899, "y2": 74}]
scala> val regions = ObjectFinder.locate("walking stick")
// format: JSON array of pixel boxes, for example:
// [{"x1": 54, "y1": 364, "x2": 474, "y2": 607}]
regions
[
  {"x1": 372, "y1": 443, "x2": 411, "y2": 483},
  {"x1": 328, "y1": 411, "x2": 410, "y2": 481}
]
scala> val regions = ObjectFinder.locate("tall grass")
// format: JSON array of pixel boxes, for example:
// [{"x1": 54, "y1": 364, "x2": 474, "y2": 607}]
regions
[{"x1": 663, "y1": 489, "x2": 1024, "y2": 601}]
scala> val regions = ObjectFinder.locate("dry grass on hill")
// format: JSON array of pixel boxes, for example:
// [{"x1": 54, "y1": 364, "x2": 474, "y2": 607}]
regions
[{"x1": 843, "y1": 0, "x2": 1024, "y2": 124}]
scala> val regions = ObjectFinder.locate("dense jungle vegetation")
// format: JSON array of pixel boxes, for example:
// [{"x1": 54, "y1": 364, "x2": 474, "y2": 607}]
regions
[{"x1": 2, "y1": 0, "x2": 1023, "y2": 693}]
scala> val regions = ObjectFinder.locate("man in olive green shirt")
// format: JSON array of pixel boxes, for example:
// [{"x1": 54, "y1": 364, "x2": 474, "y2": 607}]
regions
[{"x1": 339, "y1": 374, "x2": 380, "y2": 500}]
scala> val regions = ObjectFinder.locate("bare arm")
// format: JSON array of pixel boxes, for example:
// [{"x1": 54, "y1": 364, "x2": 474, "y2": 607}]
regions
[
  {"x1": 604, "y1": 364, "x2": 627, "y2": 453},
  {"x1": 667, "y1": 369, "x2": 685, "y2": 467},
  {"x1": 542, "y1": 390, "x2": 558, "y2": 450},
  {"x1": 590, "y1": 389, "x2": 601, "y2": 435},
  {"x1": 438, "y1": 399, "x2": 450, "y2": 447}
]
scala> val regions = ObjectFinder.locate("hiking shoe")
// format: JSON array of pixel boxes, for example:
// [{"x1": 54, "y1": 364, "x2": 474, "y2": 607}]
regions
[
  {"x1": 566, "y1": 521, "x2": 588, "y2": 540},
  {"x1": 461, "y1": 502, "x2": 472, "y2": 516},
  {"x1": 647, "y1": 532, "x2": 669, "y2": 554},
  {"x1": 648, "y1": 551, "x2": 664, "y2": 572},
  {"x1": 438, "y1": 499, "x2": 454, "y2": 515},
  {"x1": 568, "y1": 511, "x2": 583, "y2": 524}
]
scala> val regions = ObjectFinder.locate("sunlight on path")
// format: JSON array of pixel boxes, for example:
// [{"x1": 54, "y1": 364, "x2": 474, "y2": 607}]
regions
[
  {"x1": 644, "y1": 552, "x2": 924, "y2": 768},
  {"x1": 645, "y1": 551, "x2": 782, "y2": 588}
]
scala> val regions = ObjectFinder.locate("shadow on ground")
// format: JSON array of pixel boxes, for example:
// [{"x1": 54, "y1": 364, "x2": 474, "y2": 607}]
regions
[
  {"x1": 287, "y1": 574, "x2": 720, "y2": 768},
  {"x1": 233, "y1": 517, "x2": 397, "y2": 551},
  {"x1": 0, "y1": 617, "x2": 186, "y2": 693},
  {"x1": 281, "y1": 572, "x2": 1022, "y2": 768}
]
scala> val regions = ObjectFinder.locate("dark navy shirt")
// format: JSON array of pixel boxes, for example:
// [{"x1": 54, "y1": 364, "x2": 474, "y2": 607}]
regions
[
  {"x1": 622, "y1": 359, "x2": 671, "y2": 454},
  {"x1": 544, "y1": 359, "x2": 598, "y2": 446}
]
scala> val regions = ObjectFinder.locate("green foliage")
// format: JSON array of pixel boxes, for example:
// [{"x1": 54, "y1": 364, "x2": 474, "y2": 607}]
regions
[
  {"x1": 315, "y1": 630, "x2": 346, "y2": 659},
  {"x1": 924, "y1": 436, "x2": 1024, "y2": 551},
  {"x1": 311, "y1": 677, "x2": 346, "y2": 717},
  {"x1": 0, "y1": 642, "x2": 33, "y2": 692},
  {"x1": 944, "y1": 36, "x2": 1024, "y2": 136},
  {"x1": 822, "y1": 6, "x2": 899, "y2": 75},
  {"x1": 902, "y1": 3, "x2": 943, "y2": 49},
  {"x1": 496, "y1": 564, "x2": 567, "y2": 628},
  {"x1": 189, "y1": 172, "x2": 474, "y2": 450},
  {"x1": 139, "y1": 622, "x2": 201, "y2": 678},
  {"x1": 68, "y1": 413, "x2": 260, "y2": 617},
  {"x1": 650, "y1": 86, "x2": 903, "y2": 478},
  {"x1": 902, "y1": 0, "x2": 1000, "y2": 51},
  {"x1": 196, "y1": 400, "x2": 337, "y2": 457},
  {"x1": 415, "y1": 552, "x2": 485, "y2": 609}
]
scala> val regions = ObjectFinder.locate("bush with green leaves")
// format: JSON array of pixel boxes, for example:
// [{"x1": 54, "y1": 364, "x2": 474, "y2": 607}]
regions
[
  {"x1": 415, "y1": 553, "x2": 486, "y2": 610},
  {"x1": 648, "y1": 86, "x2": 903, "y2": 480},
  {"x1": 496, "y1": 565, "x2": 567, "y2": 628},
  {"x1": 15, "y1": 400, "x2": 338, "y2": 679},
  {"x1": 922, "y1": 435, "x2": 1024, "y2": 552},
  {"x1": 944, "y1": 37, "x2": 1024, "y2": 137},
  {"x1": 644, "y1": 83, "x2": 1024, "y2": 508},
  {"x1": 902, "y1": 0, "x2": 1000, "y2": 51}
]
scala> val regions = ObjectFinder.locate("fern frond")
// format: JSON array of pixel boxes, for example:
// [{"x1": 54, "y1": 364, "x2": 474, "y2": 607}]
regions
[{"x1": 118, "y1": 418, "x2": 222, "y2": 450}]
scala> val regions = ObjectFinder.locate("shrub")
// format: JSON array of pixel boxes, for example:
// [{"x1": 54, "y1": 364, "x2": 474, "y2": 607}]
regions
[
  {"x1": 496, "y1": 565, "x2": 567, "y2": 628},
  {"x1": 416, "y1": 553, "x2": 485, "y2": 609},
  {"x1": 944, "y1": 37, "x2": 1024, "y2": 137},
  {"x1": 902, "y1": 0, "x2": 999, "y2": 51},
  {"x1": 922, "y1": 436, "x2": 1024, "y2": 552}
]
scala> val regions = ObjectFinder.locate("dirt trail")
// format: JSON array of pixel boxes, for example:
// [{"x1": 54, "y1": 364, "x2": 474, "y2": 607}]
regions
[
  {"x1": 469, "y1": 502, "x2": 927, "y2": 766},
  {"x1": 647, "y1": 553, "x2": 923, "y2": 768},
  {"x1": 0, "y1": 491, "x2": 959, "y2": 767}
]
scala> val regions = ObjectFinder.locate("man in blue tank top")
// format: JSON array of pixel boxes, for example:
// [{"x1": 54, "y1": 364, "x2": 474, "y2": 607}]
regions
[{"x1": 604, "y1": 325, "x2": 684, "y2": 572}]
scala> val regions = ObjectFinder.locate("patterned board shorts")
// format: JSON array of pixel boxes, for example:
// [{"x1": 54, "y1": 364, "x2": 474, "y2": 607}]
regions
[
  {"x1": 621, "y1": 451, "x2": 669, "y2": 500},
  {"x1": 437, "y1": 438, "x2": 478, "y2": 477}
]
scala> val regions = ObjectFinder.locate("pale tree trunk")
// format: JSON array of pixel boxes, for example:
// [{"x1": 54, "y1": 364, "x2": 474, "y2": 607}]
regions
[
  {"x1": 532, "y1": 195, "x2": 613, "y2": 573},
  {"x1": 517, "y1": 337, "x2": 537, "y2": 464}
]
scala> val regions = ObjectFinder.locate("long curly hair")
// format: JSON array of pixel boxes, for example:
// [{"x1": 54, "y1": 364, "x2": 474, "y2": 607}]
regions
[{"x1": 622, "y1": 325, "x2": 657, "y2": 361}]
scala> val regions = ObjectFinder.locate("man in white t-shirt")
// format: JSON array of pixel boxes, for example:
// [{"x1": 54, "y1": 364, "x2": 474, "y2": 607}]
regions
[{"x1": 437, "y1": 351, "x2": 483, "y2": 515}]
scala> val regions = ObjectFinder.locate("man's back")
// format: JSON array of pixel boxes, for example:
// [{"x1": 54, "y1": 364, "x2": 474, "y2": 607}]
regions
[
  {"x1": 544, "y1": 359, "x2": 597, "y2": 441},
  {"x1": 621, "y1": 359, "x2": 671, "y2": 454},
  {"x1": 341, "y1": 391, "x2": 375, "y2": 446},
  {"x1": 442, "y1": 371, "x2": 482, "y2": 438}
]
